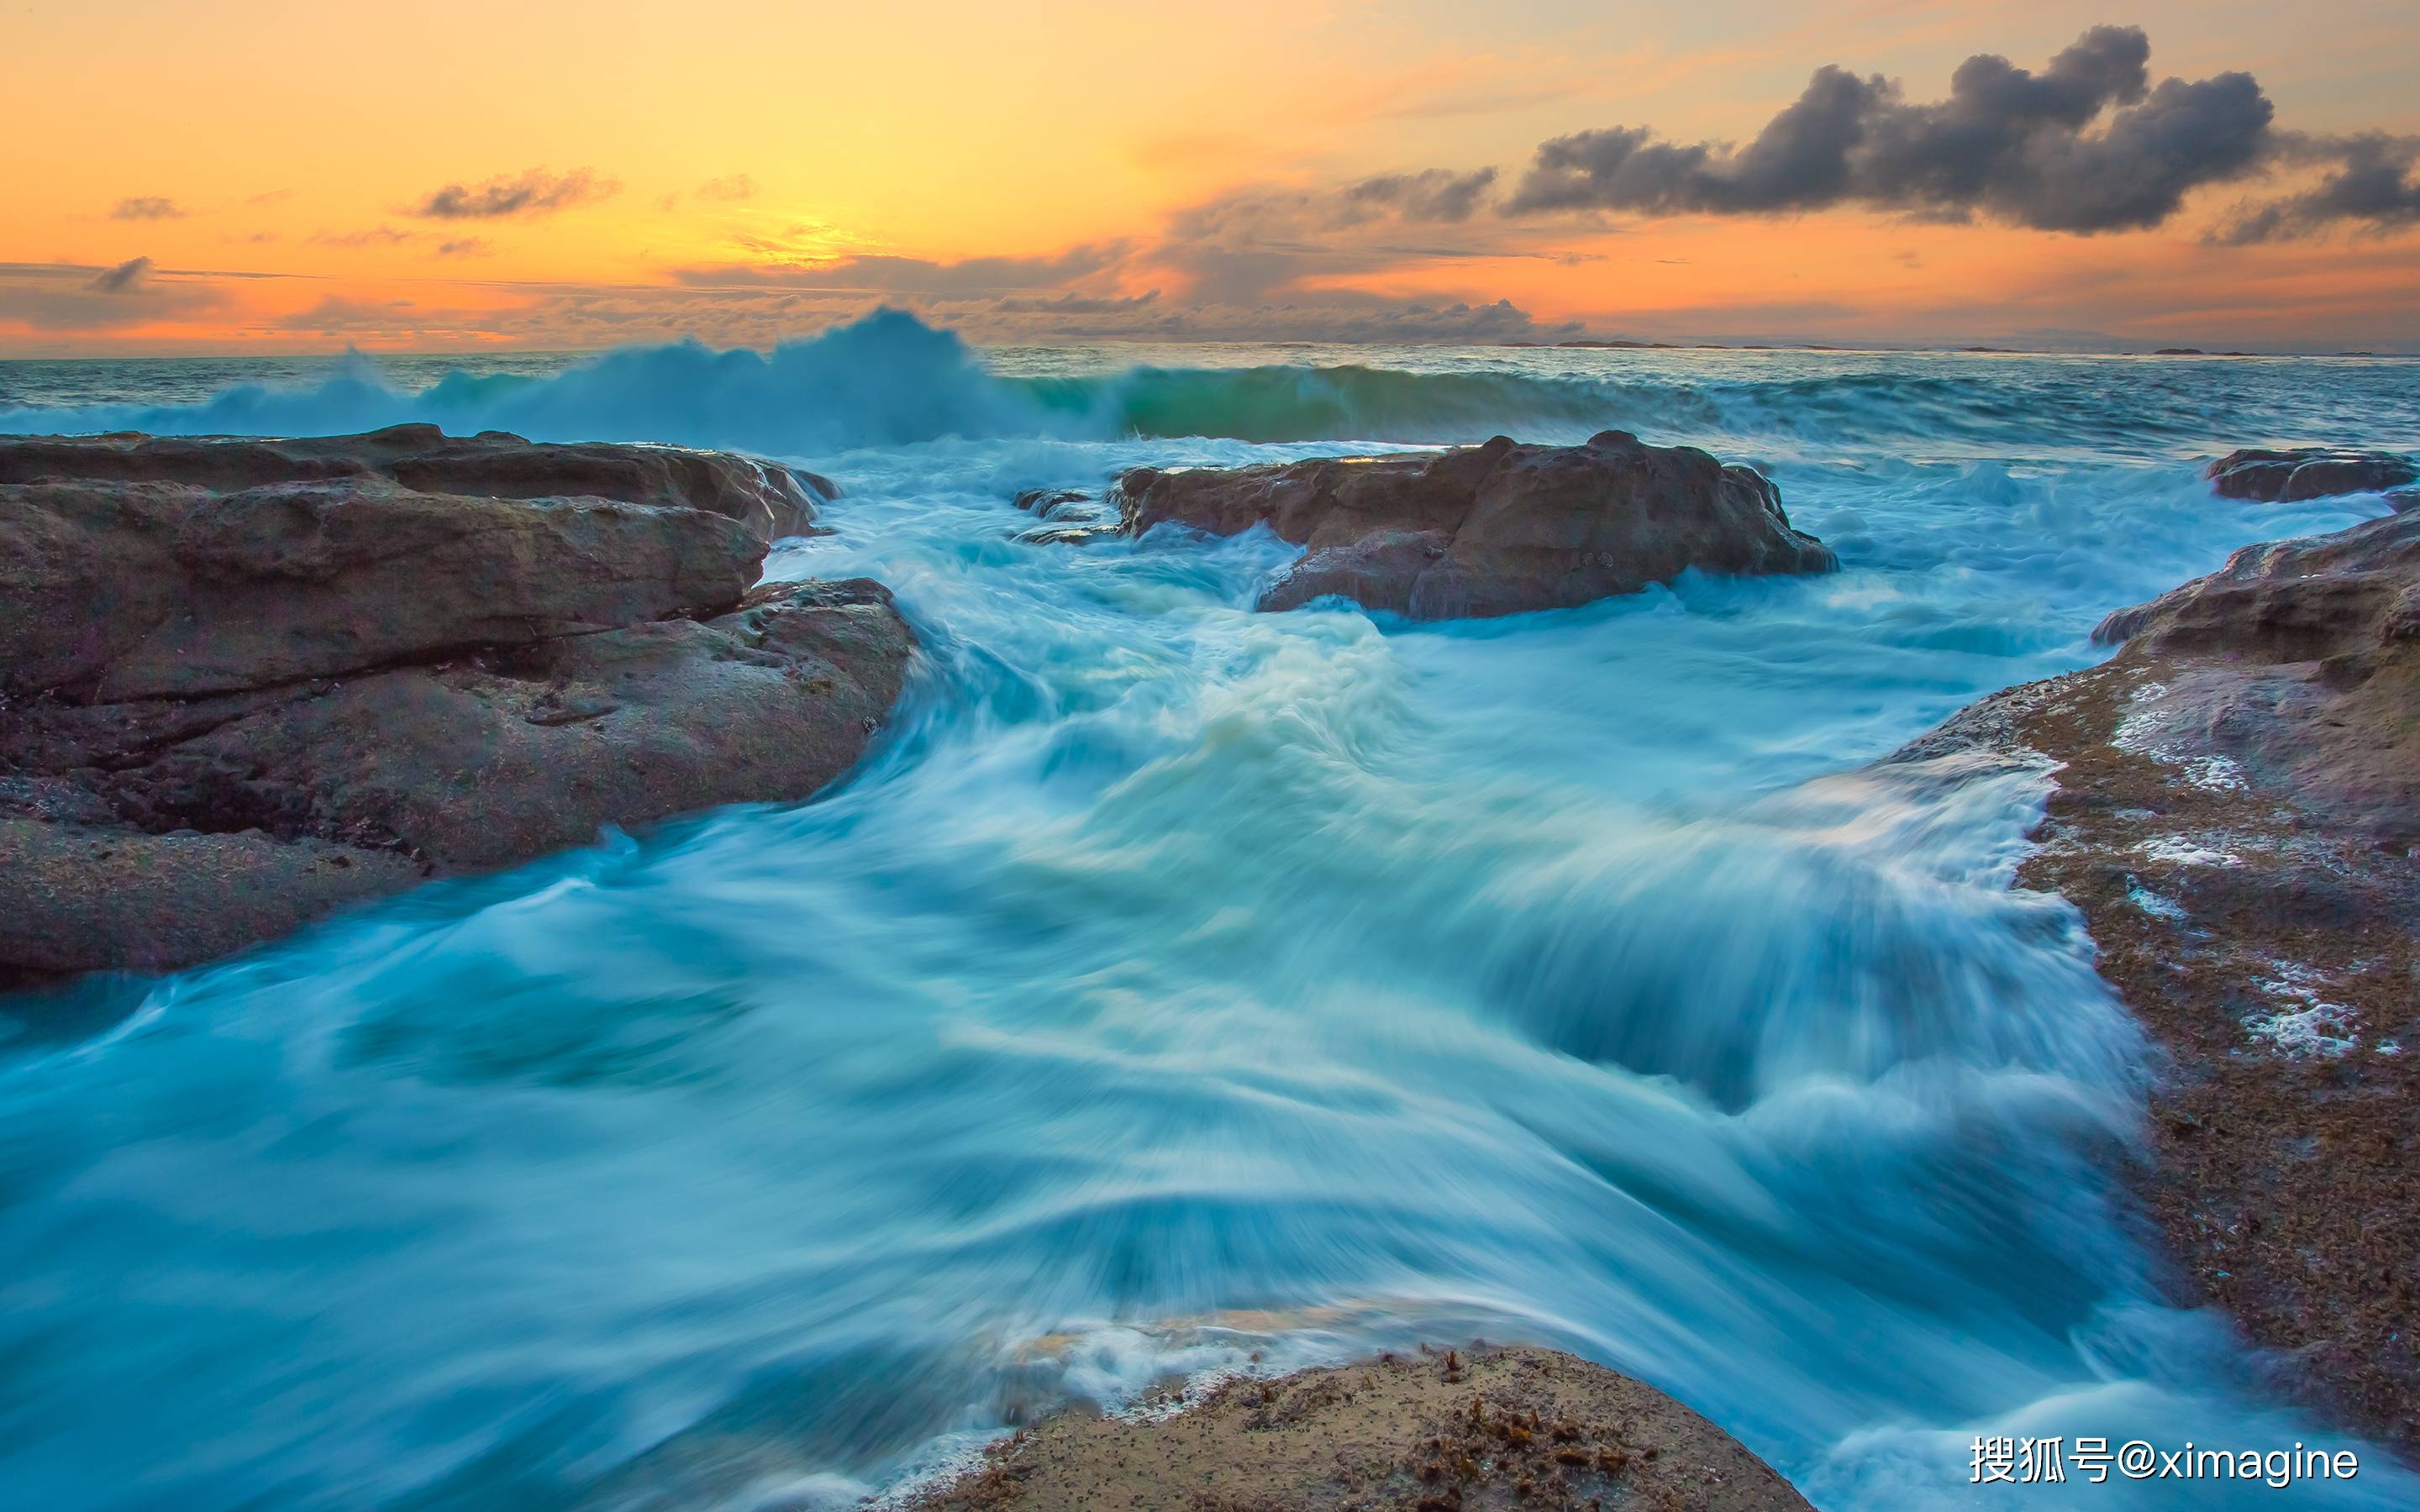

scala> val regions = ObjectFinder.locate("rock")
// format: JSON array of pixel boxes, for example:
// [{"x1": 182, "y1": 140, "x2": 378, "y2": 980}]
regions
[
  {"x1": 1, "y1": 431, "x2": 913, "y2": 983},
  {"x1": 1112, "y1": 430, "x2": 1835, "y2": 618},
  {"x1": 0, "y1": 423, "x2": 831, "y2": 542},
  {"x1": 1897, "y1": 505, "x2": 2420, "y2": 1452},
  {"x1": 2, "y1": 475, "x2": 760, "y2": 701},
  {"x1": 1009, "y1": 486, "x2": 1118, "y2": 545},
  {"x1": 2205, "y1": 446, "x2": 2417, "y2": 503},
  {"x1": 2091, "y1": 509, "x2": 2420, "y2": 837},
  {"x1": 905, "y1": 1344, "x2": 1810, "y2": 1511}
]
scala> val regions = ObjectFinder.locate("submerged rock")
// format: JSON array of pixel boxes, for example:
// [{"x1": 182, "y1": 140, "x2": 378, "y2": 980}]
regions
[
  {"x1": 2205, "y1": 446, "x2": 2417, "y2": 504},
  {"x1": 1112, "y1": 430, "x2": 1836, "y2": 619},
  {"x1": 1898, "y1": 506, "x2": 2420, "y2": 1452},
  {"x1": 0, "y1": 429, "x2": 912, "y2": 983},
  {"x1": 907, "y1": 1344, "x2": 1810, "y2": 1511},
  {"x1": 1008, "y1": 485, "x2": 1118, "y2": 545}
]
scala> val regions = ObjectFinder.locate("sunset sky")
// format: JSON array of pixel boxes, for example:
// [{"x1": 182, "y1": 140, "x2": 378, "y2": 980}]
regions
[{"x1": 7, "y1": 0, "x2": 2417, "y2": 354}]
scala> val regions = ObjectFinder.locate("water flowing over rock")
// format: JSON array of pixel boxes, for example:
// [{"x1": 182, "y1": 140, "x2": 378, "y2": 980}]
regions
[
  {"x1": 1112, "y1": 429, "x2": 1837, "y2": 619},
  {"x1": 1900, "y1": 507, "x2": 2420, "y2": 1452},
  {"x1": 2204, "y1": 446, "x2": 2417, "y2": 505},
  {"x1": 0, "y1": 428, "x2": 910, "y2": 982}
]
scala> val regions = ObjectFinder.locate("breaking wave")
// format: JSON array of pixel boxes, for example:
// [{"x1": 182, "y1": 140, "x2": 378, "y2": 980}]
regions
[{"x1": 8, "y1": 309, "x2": 2413, "y2": 464}]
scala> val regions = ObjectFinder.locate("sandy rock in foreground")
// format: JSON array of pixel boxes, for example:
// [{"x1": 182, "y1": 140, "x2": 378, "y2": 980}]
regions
[{"x1": 908, "y1": 1345, "x2": 1811, "y2": 1512}]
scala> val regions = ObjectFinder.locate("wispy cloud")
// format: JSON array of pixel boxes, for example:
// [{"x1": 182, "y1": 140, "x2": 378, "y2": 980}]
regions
[
  {"x1": 109, "y1": 197, "x2": 185, "y2": 222},
  {"x1": 412, "y1": 167, "x2": 619, "y2": 219},
  {"x1": 308, "y1": 225, "x2": 414, "y2": 248}
]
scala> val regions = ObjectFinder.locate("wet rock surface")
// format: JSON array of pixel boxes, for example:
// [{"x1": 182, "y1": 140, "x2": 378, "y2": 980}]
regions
[
  {"x1": 2204, "y1": 446, "x2": 2417, "y2": 505},
  {"x1": 0, "y1": 428, "x2": 913, "y2": 983},
  {"x1": 1111, "y1": 430, "x2": 1836, "y2": 619},
  {"x1": 1900, "y1": 507, "x2": 2420, "y2": 1452},
  {"x1": 0, "y1": 423, "x2": 834, "y2": 541},
  {"x1": 907, "y1": 1345, "x2": 1811, "y2": 1511},
  {"x1": 1009, "y1": 486, "x2": 1119, "y2": 545}
]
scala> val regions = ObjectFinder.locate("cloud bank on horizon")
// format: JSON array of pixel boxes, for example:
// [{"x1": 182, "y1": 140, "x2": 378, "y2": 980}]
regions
[{"x1": 7, "y1": 18, "x2": 2419, "y2": 353}]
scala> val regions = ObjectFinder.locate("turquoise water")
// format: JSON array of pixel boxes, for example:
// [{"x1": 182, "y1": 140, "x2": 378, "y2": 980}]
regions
[{"x1": 3, "y1": 318, "x2": 2416, "y2": 1508}]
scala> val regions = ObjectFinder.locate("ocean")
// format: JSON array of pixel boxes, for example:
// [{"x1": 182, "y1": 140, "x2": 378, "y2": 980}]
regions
[{"x1": 2, "y1": 315, "x2": 2416, "y2": 1509}]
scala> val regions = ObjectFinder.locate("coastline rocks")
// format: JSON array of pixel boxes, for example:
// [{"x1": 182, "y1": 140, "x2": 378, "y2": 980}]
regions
[
  {"x1": 0, "y1": 423, "x2": 834, "y2": 543},
  {"x1": 2205, "y1": 446, "x2": 2417, "y2": 505},
  {"x1": 908, "y1": 1345, "x2": 1811, "y2": 1511},
  {"x1": 0, "y1": 430, "x2": 913, "y2": 983},
  {"x1": 1897, "y1": 507, "x2": 2420, "y2": 1451},
  {"x1": 3, "y1": 475, "x2": 762, "y2": 702},
  {"x1": 1112, "y1": 429, "x2": 1836, "y2": 619}
]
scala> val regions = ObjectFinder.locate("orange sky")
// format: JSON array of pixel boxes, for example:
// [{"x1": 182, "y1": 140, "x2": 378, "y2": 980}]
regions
[{"x1": 5, "y1": 0, "x2": 2417, "y2": 354}]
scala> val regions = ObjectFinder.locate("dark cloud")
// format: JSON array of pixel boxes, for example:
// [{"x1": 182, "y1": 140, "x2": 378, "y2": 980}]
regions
[
  {"x1": 435, "y1": 238, "x2": 492, "y2": 257},
  {"x1": 2216, "y1": 133, "x2": 2420, "y2": 244},
  {"x1": 89, "y1": 256, "x2": 155, "y2": 293},
  {"x1": 1505, "y1": 26, "x2": 2275, "y2": 234},
  {"x1": 110, "y1": 197, "x2": 184, "y2": 221},
  {"x1": 1344, "y1": 168, "x2": 1499, "y2": 223},
  {"x1": 412, "y1": 168, "x2": 619, "y2": 219}
]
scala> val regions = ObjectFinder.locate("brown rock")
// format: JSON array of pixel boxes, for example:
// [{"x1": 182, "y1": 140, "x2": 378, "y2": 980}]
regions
[
  {"x1": 1899, "y1": 505, "x2": 2420, "y2": 1452},
  {"x1": 907, "y1": 1344, "x2": 1810, "y2": 1512},
  {"x1": 2204, "y1": 447, "x2": 2417, "y2": 504},
  {"x1": 0, "y1": 432, "x2": 913, "y2": 984},
  {"x1": 1112, "y1": 430, "x2": 1835, "y2": 619},
  {"x1": 1, "y1": 475, "x2": 760, "y2": 702},
  {"x1": 0, "y1": 423, "x2": 832, "y2": 540}
]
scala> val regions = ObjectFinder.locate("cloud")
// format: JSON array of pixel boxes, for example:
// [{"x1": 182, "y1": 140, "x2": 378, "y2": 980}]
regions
[
  {"x1": 110, "y1": 197, "x2": 185, "y2": 221},
  {"x1": 270, "y1": 295, "x2": 424, "y2": 333},
  {"x1": 1344, "y1": 168, "x2": 1499, "y2": 223},
  {"x1": 992, "y1": 289, "x2": 1161, "y2": 315},
  {"x1": 1504, "y1": 26, "x2": 2276, "y2": 234},
  {"x1": 2216, "y1": 132, "x2": 2420, "y2": 244},
  {"x1": 89, "y1": 255, "x2": 155, "y2": 293},
  {"x1": 694, "y1": 173, "x2": 758, "y2": 202},
  {"x1": 435, "y1": 238, "x2": 492, "y2": 257},
  {"x1": 0, "y1": 259, "x2": 223, "y2": 332},
  {"x1": 412, "y1": 167, "x2": 619, "y2": 219},
  {"x1": 308, "y1": 225, "x2": 414, "y2": 248},
  {"x1": 671, "y1": 244, "x2": 1130, "y2": 295}
]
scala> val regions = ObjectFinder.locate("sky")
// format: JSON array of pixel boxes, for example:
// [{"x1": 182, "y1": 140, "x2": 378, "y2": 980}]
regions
[{"x1": 5, "y1": 0, "x2": 2417, "y2": 354}]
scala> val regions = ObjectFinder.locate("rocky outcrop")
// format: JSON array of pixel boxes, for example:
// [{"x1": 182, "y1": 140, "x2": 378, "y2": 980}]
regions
[
  {"x1": 1112, "y1": 430, "x2": 1836, "y2": 619},
  {"x1": 2205, "y1": 447, "x2": 2417, "y2": 505},
  {"x1": 1, "y1": 429, "x2": 912, "y2": 983},
  {"x1": 0, "y1": 423, "x2": 834, "y2": 543},
  {"x1": 1897, "y1": 507, "x2": 2420, "y2": 1452},
  {"x1": 908, "y1": 1345, "x2": 1810, "y2": 1511}
]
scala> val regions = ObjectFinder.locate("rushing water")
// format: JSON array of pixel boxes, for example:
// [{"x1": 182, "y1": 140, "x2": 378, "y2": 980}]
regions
[{"x1": 3, "y1": 319, "x2": 2417, "y2": 1509}]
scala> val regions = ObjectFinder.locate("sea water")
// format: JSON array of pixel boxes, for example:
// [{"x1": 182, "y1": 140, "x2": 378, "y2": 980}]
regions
[{"x1": 2, "y1": 317, "x2": 2416, "y2": 1509}]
